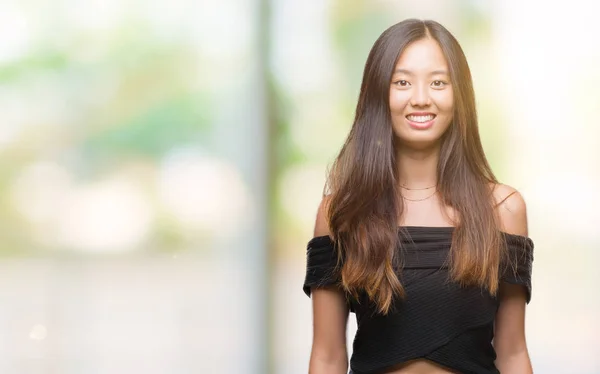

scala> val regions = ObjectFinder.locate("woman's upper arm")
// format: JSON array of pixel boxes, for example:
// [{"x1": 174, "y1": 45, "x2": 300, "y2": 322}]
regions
[
  {"x1": 492, "y1": 184, "x2": 530, "y2": 354},
  {"x1": 309, "y1": 196, "x2": 349, "y2": 362},
  {"x1": 311, "y1": 287, "x2": 349, "y2": 363}
]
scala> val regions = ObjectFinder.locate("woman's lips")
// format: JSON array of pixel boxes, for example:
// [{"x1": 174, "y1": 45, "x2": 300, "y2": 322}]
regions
[{"x1": 405, "y1": 115, "x2": 436, "y2": 130}]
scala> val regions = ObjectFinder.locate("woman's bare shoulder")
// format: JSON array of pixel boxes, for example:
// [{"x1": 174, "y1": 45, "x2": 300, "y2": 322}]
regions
[
  {"x1": 490, "y1": 183, "x2": 528, "y2": 236},
  {"x1": 314, "y1": 195, "x2": 333, "y2": 237}
]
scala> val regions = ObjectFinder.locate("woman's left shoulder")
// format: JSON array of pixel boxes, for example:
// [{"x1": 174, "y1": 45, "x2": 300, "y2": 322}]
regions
[{"x1": 489, "y1": 183, "x2": 528, "y2": 236}]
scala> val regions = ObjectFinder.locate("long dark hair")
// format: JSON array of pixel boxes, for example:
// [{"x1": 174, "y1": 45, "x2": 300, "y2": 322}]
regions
[{"x1": 325, "y1": 19, "x2": 504, "y2": 315}]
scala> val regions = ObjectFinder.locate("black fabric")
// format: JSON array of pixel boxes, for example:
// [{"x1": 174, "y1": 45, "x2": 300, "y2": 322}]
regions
[{"x1": 303, "y1": 226, "x2": 534, "y2": 374}]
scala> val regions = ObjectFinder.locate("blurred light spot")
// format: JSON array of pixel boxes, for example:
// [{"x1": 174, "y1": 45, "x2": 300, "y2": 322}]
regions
[
  {"x1": 29, "y1": 324, "x2": 47, "y2": 341},
  {"x1": 279, "y1": 164, "x2": 327, "y2": 229},
  {"x1": 158, "y1": 149, "x2": 252, "y2": 236},
  {"x1": 192, "y1": 0, "x2": 253, "y2": 59},
  {"x1": 272, "y1": 1, "x2": 334, "y2": 93},
  {"x1": 0, "y1": 3, "x2": 31, "y2": 63},
  {"x1": 57, "y1": 175, "x2": 154, "y2": 252},
  {"x1": 64, "y1": 0, "x2": 124, "y2": 32},
  {"x1": 526, "y1": 176, "x2": 600, "y2": 242}
]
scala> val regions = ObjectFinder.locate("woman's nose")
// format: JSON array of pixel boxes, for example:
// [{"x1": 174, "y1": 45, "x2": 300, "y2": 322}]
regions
[{"x1": 410, "y1": 84, "x2": 431, "y2": 107}]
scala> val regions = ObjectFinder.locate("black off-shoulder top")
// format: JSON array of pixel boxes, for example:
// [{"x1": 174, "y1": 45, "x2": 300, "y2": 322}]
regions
[{"x1": 303, "y1": 226, "x2": 534, "y2": 374}]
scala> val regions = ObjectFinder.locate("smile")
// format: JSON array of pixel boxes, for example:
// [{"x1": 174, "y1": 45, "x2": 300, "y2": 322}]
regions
[{"x1": 406, "y1": 114, "x2": 436, "y2": 122}]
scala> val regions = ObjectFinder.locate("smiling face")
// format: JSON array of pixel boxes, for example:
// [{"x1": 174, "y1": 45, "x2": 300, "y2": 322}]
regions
[{"x1": 389, "y1": 37, "x2": 454, "y2": 150}]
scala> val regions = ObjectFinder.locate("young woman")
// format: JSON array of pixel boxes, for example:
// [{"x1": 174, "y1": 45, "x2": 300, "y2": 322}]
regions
[{"x1": 303, "y1": 19, "x2": 534, "y2": 374}]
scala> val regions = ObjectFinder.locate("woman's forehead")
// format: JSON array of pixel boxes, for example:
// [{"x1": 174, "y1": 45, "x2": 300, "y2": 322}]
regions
[{"x1": 394, "y1": 39, "x2": 449, "y2": 74}]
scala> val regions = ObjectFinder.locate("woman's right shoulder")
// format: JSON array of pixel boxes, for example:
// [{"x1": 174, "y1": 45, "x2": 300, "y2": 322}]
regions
[{"x1": 314, "y1": 195, "x2": 333, "y2": 237}]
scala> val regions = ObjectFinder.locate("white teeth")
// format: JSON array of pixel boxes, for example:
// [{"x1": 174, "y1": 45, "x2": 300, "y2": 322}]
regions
[{"x1": 407, "y1": 114, "x2": 435, "y2": 123}]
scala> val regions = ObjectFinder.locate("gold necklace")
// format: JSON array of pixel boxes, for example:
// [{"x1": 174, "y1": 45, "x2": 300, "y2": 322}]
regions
[
  {"x1": 400, "y1": 184, "x2": 437, "y2": 191},
  {"x1": 402, "y1": 189, "x2": 437, "y2": 202}
]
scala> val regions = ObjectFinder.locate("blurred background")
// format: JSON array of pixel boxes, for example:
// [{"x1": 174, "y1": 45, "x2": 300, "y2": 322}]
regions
[{"x1": 0, "y1": 0, "x2": 599, "y2": 373}]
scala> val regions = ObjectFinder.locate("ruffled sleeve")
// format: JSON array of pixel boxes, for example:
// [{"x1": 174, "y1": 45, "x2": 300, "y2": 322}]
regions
[
  {"x1": 501, "y1": 233, "x2": 534, "y2": 303},
  {"x1": 302, "y1": 235, "x2": 342, "y2": 297}
]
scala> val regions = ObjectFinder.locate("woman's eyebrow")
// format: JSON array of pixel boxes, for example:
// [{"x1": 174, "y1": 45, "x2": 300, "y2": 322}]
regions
[
  {"x1": 393, "y1": 68, "x2": 413, "y2": 75},
  {"x1": 393, "y1": 68, "x2": 448, "y2": 76}
]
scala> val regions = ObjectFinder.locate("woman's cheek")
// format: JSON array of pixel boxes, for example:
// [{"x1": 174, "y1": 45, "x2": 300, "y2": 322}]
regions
[
  {"x1": 389, "y1": 92, "x2": 408, "y2": 113},
  {"x1": 434, "y1": 92, "x2": 453, "y2": 112}
]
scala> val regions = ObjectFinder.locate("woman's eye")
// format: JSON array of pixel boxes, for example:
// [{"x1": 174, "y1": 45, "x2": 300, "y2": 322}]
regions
[
  {"x1": 395, "y1": 80, "x2": 409, "y2": 87},
  {"x1": 432, "y1": 80, "x2": 446, "y2": 87}
]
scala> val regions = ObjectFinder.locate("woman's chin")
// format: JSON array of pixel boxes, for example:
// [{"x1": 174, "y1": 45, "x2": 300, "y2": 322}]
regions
[{"x1": 394, "y1": 132, "x2": 444, "y2": 150}]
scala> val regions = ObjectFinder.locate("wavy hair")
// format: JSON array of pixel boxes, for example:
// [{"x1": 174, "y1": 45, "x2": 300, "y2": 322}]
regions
[{"x1": 325, "y1": 19, "x2": 505, "y2": 315}]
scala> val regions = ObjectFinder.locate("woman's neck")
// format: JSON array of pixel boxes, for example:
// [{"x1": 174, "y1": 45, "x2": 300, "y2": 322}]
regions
[{"x1": 396, "y1": 146, "x2": 440, "y2": 189}]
